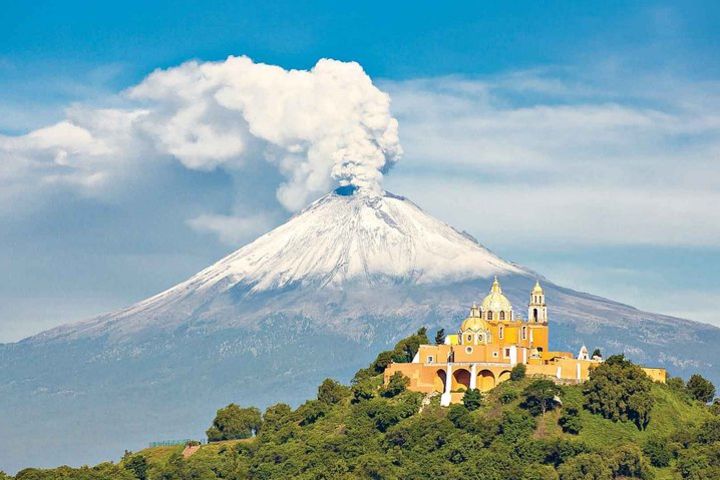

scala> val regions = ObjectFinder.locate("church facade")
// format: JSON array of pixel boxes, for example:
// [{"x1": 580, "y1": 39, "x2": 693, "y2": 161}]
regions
[{"x1": 383, "y1": 278, "x2": 666, "y2": 406}]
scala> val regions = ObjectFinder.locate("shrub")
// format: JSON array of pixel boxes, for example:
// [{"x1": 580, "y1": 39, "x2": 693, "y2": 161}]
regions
[
  {"x1": 522, "y1": 379, "x2": 561, "y2": 416},
  {"x1": 696, "y1": 417, "x2": 720, "y2": 444},
  {"x1": 524, "y1": 464, "x2": 559, "y2": 480},
  {"x1": 317, "y1": 378, "x2": 349, "y2": 404},
  {"x1": 558, "y1": 406, "x2": 582, "y2": 434},
  {"x1": 557, "y1": 453, "x2": 612, "y2": 480},
  {"x1": 643, "y1": 436, "x2": 672, "y2": 468},
  {"x1": 687, "y1": 374, "x2": 716, "y2": 403},
  {"x1": 381, "y1": 372, "x2": 409, "y2": 398},
  {"x1": 123, "y1": 454, "x2": 149, "y2": 480},
  {"x1": 499, "y1": 410, "x2": 536, "y2": 444},
  {"x1": 608, "y1": 444, "x2": 653, "y2": 480},
  {"x1": 435, "y1": 328, "x2": 446, "y2": 345},
  {"x1": 583, "y1": 354, "x2": 653, "y2": 429},
  {"x1": 206, "y1": 403, "x2": 262, "y2": 442},
  {"x1": 262, "y1": 403, "x2": 293, "y2": 432},
  {"x1": 510, "y1": 363, "x2": 526, "y2": 381},
  {"x1": 447, "y1": 403, "x2": 472, "y2": 429},
  {"x1": 297, "y1": 399, "x2": 328, "y2": 426},
  {"x1": 352, "y1": 378, "x2": 377, "y2": 403},
  {"x1": 499, "y1": 388, "x2": 519, "y2": 404},
  {"x1": 462, "y1": 388, "x2": 483, "y2": 411}
]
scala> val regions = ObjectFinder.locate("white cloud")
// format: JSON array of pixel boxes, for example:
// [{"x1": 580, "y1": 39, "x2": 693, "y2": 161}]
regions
[
  {"x1": 0, "y1": 56, "x2": 401, "y2": 215},
  {"x1": 384, "y1": 73, "x2": 720, "y2": 247}
]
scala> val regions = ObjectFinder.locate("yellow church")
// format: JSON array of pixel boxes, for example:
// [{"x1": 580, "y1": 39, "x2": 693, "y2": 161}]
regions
[{"x1": 384, "y1": 277, "x2": 666, "y2": 406}]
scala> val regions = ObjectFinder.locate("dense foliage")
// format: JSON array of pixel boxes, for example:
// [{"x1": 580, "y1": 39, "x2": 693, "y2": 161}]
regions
[
  {"x1": 206, "y1": 404, "x2": 263, "y2": 442},
  {"x1": 6, "y1": 332, "x2": 719, "y2": 479},
  {"x1": 583, "y1": 354, "x2": 654, "y2": 429}
]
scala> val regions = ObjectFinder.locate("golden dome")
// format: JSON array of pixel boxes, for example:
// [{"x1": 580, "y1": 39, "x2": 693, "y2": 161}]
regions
[
  {"x1": 461, "y1": 303, "x2": 490, "y2": 331},
  {"x1": 532, "y1": 280, "x2": 544, "y2": 295},
  {"x1": 481, "y1": 277, "x2": 513, "y2": 314}
]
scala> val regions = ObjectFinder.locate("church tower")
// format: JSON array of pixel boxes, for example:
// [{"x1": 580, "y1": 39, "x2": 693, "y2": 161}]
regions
[{"x1": 528, "y1": 280, "x2": 547, "y2": 323}]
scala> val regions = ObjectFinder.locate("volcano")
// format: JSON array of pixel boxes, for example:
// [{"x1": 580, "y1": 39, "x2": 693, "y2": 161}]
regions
[{"x1": 1, "y1": 188, "x2": 718, "y2": 472}]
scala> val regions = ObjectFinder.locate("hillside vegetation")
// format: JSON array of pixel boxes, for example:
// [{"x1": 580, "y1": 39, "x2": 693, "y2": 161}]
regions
[{"x1": 5, "y1": 331, "x2": 719, "y2": 480}]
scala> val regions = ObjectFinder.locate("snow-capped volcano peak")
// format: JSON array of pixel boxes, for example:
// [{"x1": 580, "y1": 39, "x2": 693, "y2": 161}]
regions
[{"x1": 175, "y1": 188, "x2": 523, "y2": 295}]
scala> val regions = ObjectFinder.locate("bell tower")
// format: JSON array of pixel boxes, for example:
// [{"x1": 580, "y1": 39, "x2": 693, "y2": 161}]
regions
[{"x1": 528, "y1": 280, "x2": 547, "y2": 324}]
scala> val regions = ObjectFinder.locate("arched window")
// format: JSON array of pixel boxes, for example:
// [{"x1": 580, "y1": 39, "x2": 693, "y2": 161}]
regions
[
  {"x1": 533, "y1": 308, "x2": 538, "y2": 322},
  {"x1": 522, "y1": 326, "x2": 527, "y2": 340},
  {"x1": 488, "y1": 311, "x2": 493, "y2": 320},
  {"x1": 499, "y1": 326, "x2": 504, "y2": 339},
  {"x1": 499, "y1": 311, "x2": 506, "y2": 321},
  {"x1": 466, "y1": 334, "x2": 472, "y2": 343}
]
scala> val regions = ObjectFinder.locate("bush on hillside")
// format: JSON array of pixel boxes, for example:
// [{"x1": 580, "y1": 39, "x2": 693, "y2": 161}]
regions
[
  {"x1": 381, "y1": 372, "x2": 410, "y2": 398},
  {"x1": 686, "y1": 373, "x2": 716, "y2": 403},
  {"x1": 557, "y1": 453, "x2": 612, "y2": 480},
  {"x1": 123, "y1": 453, "x2": 149, "y2": 480},
  {"x1": 558, "y1": 406, "x2": 582, "y2": 434},
  {"x1": 608, "y1": 444, "x2": 653, "y2": 480},
  {"x1": 462, "y1": 388, "x2": 483, "y2": 411},
  {"x1": 317, "y1": 378, "x2": 349, "y2": 404},
  {"x1": 510, "y1": 363, "x2": 526, "y2": 381},
  {"x1": 522, "y1": 379, "x2": 561, "y2": 416},
  {"x1": 643, "y1": 436, "x2": 672, "y2": 468},
  {"x1": 583, "y1": 354, "x2": 653, "y2": 429},
  {"x1": 207, "y1": 403, "x2": 262, "y2": 442}
]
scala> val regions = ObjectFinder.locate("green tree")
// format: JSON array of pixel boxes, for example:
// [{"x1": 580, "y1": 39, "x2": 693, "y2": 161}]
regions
[
  {"x1": 381, "y1": 371, "x2": 410, "y2": 398},
  {"x1": 462, "y1": 388, "x2": 483, "y2": 411},
  {"x1": 558, "y1": 406, "x2": 582, "y2": 434},
  {"x1": 297, "y1": 399, "x2": 328, "y2": 426},
  {"x1": 123, "y1": 454, "x2": 149, "y2": 480},
  {"x1": 524, "y1": 464, "x2": 559, "y2": 480},
  {"x1": 666, "y1": 375, "x2": 686, "y2": 392},
  {"x1": 710, "y1": 398, "x2": 720, "y2": 415},
  {"x1": 687, "y1": 374, "x2": 716, "y2": 403},
  {"x1": 510, "y1": 363, "x2": 526, "y2": 381},
  {"x1": 643, "y1": 437, "x2": 672, "y2": 468},
  {"x1": 608, "y1": 444, "x2": 653, "y2": 480},
  {"x1": 583, "y1": 354, "x2": 653, "y2": 429},
  {"x1": 317, "y1": 378, "x2": 349, "y2": 404},
  {"x1": 557, "y1": 453, "x2": 612, "y2": 480},
  {"x1": 434, "y1": 328, "x2": 446, "y2": 345},
  {"x1": 591, "y1": 348, "x2": 602, "y2": 358},
  {"x1": 522, "y1": 379, "x2": 561, "y2": 415},
  {"x1": 206, "y1": 403, "x2": 262, "y2": 442}
]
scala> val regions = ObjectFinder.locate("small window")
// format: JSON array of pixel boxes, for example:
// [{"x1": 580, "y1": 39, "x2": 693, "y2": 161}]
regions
[
  {"x1": 488, "y1": 311, "x2": 493, "y2": 320},
  {"x1": 492, "y1": 351, "x2": 498, "y2": 357},
  {"x1": 465, "y1": 346, "x2": 473, "y2": 354},
  {"x1": 427, "y1": 356, "x2": 434, "y2": 363},
  {"x1": 499, "y1": 311, "x2": 505, "y2": 321},
  {"x1": 499, "y1": 326, "x2": 504, "y2": 339},
  {"x1": 522, "y1": 326, "x2": 527, "y2": 340},
  {"x1": 505, "y1": 348, "x2": 510, "y2": 357},
  {"x1": 466, "y1": 334, "x2": 472, "y2": 342}
]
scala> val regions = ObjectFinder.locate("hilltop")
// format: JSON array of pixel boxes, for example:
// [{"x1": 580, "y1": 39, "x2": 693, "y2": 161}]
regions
[{"x1": 7, "y1": 332, "x2": 719, "y2": 480}]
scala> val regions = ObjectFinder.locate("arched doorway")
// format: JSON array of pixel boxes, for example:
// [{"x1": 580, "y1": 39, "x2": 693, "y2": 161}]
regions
[
  {"x1": 477, "y1": 370, "x2": 495, "y2": 391},
  {"x1": 497, "y1": 370, "x2": 512, "y2": 384},
  {"x1": 434, "y1": 369, "x2": 447, "y2": 392},
  {"x1": 452, "y1": 369, "x2": 471, "y2": 391}
]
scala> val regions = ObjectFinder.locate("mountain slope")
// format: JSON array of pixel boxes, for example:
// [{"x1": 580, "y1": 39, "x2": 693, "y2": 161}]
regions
[{"x1": 1, "y1": 188, "x2": 718, "y2": 473}]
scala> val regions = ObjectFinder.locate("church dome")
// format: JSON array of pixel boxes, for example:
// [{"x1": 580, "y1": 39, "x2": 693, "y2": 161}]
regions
[
  {"x1": 532, "y1": 280, "x2": 544, "y2": 295},
  {"x1": 461, "y1": 304, "x2": 490, "y2": 331},
  {"x1": 481, "y1": 277, "x2": 513, "y2": 313}
]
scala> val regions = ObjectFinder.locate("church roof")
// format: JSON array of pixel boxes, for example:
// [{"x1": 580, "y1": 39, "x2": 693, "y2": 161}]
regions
[{"x1": 481, "y1": 276, "x2": 513, "y2": 313}]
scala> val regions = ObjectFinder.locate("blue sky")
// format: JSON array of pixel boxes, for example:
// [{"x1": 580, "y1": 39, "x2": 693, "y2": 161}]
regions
[{"x1": 1, "y1": 1, "x2": 719, "y2": 340}]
